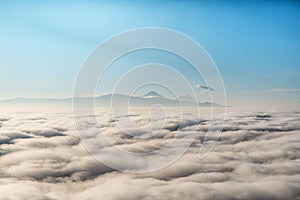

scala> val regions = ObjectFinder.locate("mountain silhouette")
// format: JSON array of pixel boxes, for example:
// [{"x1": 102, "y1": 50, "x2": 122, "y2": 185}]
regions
[
  {"x1": 143, "y1": 91, "x2": 163, "y2": 98},
  {"x1": 0, "y1": 93, "x2": 226, "y2": 107}
]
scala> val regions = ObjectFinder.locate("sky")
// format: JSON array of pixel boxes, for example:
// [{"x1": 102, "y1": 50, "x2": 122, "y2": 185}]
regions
[{"x1": 0, "y1": 0, "x2": 299, "y2": 107}]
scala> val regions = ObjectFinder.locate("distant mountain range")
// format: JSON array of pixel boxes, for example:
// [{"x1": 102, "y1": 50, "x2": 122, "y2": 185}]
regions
[{"x1": 0, "y1": 91, "x2": 225, "y2": 107}]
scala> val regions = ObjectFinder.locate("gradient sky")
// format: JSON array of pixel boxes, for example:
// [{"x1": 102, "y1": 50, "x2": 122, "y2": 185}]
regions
[{"x1": 0, "y1": 0, "x2": 299, "y2": 107}]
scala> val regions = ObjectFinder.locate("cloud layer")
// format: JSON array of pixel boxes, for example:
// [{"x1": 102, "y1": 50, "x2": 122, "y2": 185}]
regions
[{"x1": 0, "y1": 109, "x2": 300, "y2": 199}]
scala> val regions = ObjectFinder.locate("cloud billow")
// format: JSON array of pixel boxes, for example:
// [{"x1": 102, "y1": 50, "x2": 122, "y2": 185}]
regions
[{"x1": 0, "y1": 110, "x2": 299, "y2": 199}]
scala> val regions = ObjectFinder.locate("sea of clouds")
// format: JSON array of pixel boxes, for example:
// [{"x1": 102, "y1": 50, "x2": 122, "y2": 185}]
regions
[{"x1": 0, "y1": 107, "x2": 300, "y2": 200}]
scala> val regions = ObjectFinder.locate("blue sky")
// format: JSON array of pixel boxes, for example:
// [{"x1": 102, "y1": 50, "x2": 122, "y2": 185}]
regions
[{"x1": 0, "y1": 0, "x2": 299, "y2": 107}]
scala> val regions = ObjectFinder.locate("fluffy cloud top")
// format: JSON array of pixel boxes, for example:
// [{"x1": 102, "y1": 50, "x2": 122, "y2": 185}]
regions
[{"x1": 0, "y1": 109, "x2": 299, "y2": 199}]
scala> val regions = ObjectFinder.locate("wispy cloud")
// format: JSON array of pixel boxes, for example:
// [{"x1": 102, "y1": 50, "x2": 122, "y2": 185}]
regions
[
  {"x1": 195, "y1": 84, "x2": 215, "y2": 91},
  {"x1": 245, "y1": 88, "x2": 300, "y2": 93}
]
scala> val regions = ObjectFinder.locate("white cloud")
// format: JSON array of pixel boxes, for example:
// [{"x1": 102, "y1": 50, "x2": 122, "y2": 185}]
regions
[{"x1": 0, "y1": 109, "x2": 299, "y2": 199}]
